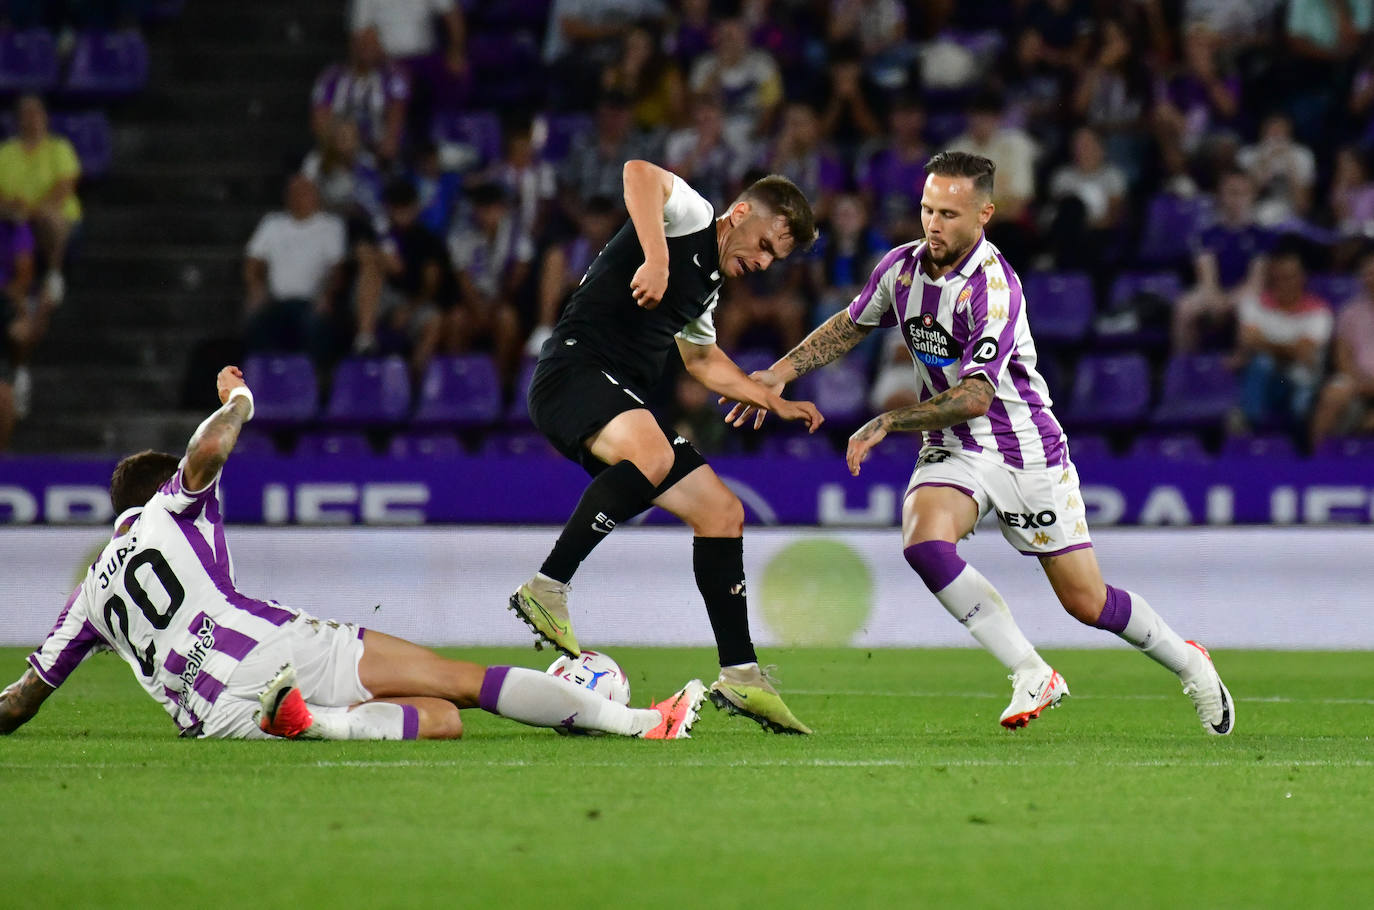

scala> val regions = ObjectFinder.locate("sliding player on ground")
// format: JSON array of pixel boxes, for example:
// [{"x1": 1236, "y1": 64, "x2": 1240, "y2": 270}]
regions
[
  {"x1": 725, "y1": 151, "x2": 1234, "y2": 735},
  {"x1": 0, "y1": 367, "x2": 705, "y2": 741}
]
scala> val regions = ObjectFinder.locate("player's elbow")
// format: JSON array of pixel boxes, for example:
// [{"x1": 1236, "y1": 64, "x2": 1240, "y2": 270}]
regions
[{"x1": 962, "y1": 379, "x2": 994, "y2": 419}]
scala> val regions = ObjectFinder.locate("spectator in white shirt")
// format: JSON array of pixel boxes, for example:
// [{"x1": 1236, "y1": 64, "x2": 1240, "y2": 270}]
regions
[
  {"x1": 948, "y1": 91, "x2": 1038, "y2": 223},
  {"x1": 351, "y1": 0, "x2": 464, "y2": 64},
  {"x1": 688, "y1": 15, "x2": 784, "y2": 146},
  {"x1": 1047, "y1": 125, "x2": 1128, "y2": 273},
  {"x1": 445, "y1": 182, "x2": 530, "y2": 384},
  {"x1": 1236, "y1": 113, "x2": 1316, "y2": 227},
  {"x1": 243, "y1": 175, "x2": 346, "y2": 361}
]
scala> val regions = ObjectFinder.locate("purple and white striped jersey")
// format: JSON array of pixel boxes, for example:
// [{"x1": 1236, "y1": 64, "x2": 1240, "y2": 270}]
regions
[
  {"x1": 27, "y1": 461, "x2": 299, "y2": 735},
  {"x1": 847, "y1": 234, "x2": 1068, "y2": 470}
]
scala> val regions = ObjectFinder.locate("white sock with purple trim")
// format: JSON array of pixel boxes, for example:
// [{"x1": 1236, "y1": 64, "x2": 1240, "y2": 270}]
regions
[
  {"x1": 936, "y1": 565, "x2": 1050, "y2": 675},
  {"x1": 478, "y1": 666, "x2": 659, "y2": 736},
  {"x1": 305, "y1": 702, "x2": 418, "y2": 740}
]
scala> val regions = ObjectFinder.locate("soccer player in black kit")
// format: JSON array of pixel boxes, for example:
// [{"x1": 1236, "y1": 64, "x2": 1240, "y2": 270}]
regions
[{"x1": 510, "y1": 160, "x2": 822, "y2": 734}]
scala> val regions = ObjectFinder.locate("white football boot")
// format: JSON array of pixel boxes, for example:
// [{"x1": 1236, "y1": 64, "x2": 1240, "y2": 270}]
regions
[
  {"x1": 1180, "y1": 641, "x2": 1235, "y2": 735},
  {"x1": 999, "y1": 666, "x2": 1070, "y2": 729}
]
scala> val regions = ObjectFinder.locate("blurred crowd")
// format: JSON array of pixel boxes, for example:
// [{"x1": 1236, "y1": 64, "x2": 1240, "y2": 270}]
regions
[{"x1": 240, "y1": 0, "x2": 1374, "y2": 457}]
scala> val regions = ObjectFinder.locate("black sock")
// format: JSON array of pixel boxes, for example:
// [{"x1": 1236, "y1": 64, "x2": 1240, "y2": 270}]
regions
[
  {"x1": 539, "y1": 460, "x2": 657, "y2": 583},
  {"x1": 693, "y1": 536, "x2": 757, "y2": 667}
]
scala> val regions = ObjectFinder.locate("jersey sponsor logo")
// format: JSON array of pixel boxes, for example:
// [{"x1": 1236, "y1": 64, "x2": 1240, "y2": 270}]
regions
[
  {"x1": 997, "y1": 509, "x2": 1057, "y2": 529},
  {"x1": 903, "y1": 313, "x2": 962, "y2": 367},
  {"x1": 970, "y1": 338, "x2": 1000, "y2": 364},
  {"x1": 173, "y1": 616, "x2": 217, "y2": 708}
]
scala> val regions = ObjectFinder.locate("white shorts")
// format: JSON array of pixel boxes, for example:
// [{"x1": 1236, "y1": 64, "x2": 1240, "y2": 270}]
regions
[
  {"x1": 908, "y1": 447, "x2": 1093, "y2": 557},
  {"x1": 198, "y1": 611, "x2": 372, "y2": 740}
]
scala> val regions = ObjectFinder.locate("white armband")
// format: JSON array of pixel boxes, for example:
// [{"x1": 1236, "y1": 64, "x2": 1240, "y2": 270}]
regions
[{"x1": 227, "y1": 386, "x2": 255, "y2": 421}]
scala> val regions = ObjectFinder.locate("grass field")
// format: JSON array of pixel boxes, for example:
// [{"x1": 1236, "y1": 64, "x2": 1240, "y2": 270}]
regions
[{"x1": 2, "y1": 645, "x2": 1370, "y2": 909}]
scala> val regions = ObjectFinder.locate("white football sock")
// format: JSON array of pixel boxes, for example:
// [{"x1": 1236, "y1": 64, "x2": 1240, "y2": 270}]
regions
[
  {"x1": 933, "y1": 563, "x2": 1050, "y2": 675},
  {"x1": 1117, "y1": 590, "x2": 1197, "y2": 676},
  {"x1": 306, "y1": 702, "x2": 415, "y2": 740},
  {"x1": 481, "y1": 666, "x2": 659, "y2": 736}
]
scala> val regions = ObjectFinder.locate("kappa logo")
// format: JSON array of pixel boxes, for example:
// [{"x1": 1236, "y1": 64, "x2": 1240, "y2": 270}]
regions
[
  {"x1": 1066, "y1": 493, "x2": 1081, "y2": 509},
  {"x1": 897, "y1": 270, "x2": 913, "y2": 287},
  {"x1": 1073, "y1": 520, "x2": 1088, "y2": 536},
  {"x1": 997, "y1": 508, "x2": 1057, "y2": 529},
  {"x1": 1031, "y1": 531, "x2": 1053, "y2": 547},
  {"x1": 1059, "y1": 470, "x2": 1072, "y2": 484},
  {"x1": 988, "y1": 275, "x2": 1008, "y2": 292},
  {"x1": 982, "y1": 255, "x2": 996, "y2": 267},
  {"x1": 988, "y1": 303, "x2": 1009, "y2": 321}
]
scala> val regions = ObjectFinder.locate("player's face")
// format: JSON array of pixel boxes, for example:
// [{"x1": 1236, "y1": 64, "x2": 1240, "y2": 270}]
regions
[
  {"x1": 721, "y1": 204, "x2": 794, "y2": 277},
  {"x1": 920, "y1": 174, "x2": 992, "y2": 267}
]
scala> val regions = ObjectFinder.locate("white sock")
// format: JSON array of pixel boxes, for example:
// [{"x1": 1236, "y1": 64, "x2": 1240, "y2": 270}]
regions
[
  {"x1": 306, "y1": 702, "x2": 417, "y2": 740},
  {"x1": 1117, "y1": 590, "x2": 1197, "y2": 676},
  {"x1": 480, "y1": 666, "x2": 659, "y2": 736},
  {"x1": 934, "y1": 564, "x2": 1049, "y2": 675}
]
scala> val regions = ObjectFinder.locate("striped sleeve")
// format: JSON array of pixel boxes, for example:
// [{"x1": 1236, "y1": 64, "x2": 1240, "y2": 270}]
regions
[
  {"x1": 27, "y1": 585, "x2": 107, "y2": 689},
  {"x1": 846, "y1": 244, "x2": 909, "y2": 328},
  {"x1": 958, "y1": 258, "x2": 1021, "y2": 387}
]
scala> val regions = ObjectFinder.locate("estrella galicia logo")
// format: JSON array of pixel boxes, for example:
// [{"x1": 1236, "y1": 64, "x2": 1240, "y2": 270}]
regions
[{"x1": 903, "y1": 313, "x2": 961, "y2": 367}]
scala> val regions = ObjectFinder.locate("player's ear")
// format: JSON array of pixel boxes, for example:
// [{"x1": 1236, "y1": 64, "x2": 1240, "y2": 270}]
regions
[
  {"x1": 729, "y1": 200, "x2": 751, "y2": 226},
  {"x1": 980, "y1": 200, "x2": 995, "y2": 226}
]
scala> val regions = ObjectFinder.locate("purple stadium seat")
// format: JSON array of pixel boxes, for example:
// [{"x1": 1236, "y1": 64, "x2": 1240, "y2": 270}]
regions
[
  {"x1": 1130, "y1": 433, "x2": 1210, "y2": 462},
  {"x1": 1064, "y1": 353, "x2": 1151, "y2": 427},
  {"x1": 532, "y1": 113, "x2": 594, "y2": 163},
  {"x1": 63, "y1": 30, "x2": 149, "y2": 97},
  {"x1": 1109, "y1": 272, "x2": 1184, "y2": 309},
  {"x1": 50, "y1": 111, "x2": 112, "y2": 177},
  {"x1": 506, "y1": 358, "x2": 537, "y2": 425},
  {"x1": 324, "y1": 357, "x2": 411, "y2": 425},
  {"x1": 297, "y1": 432, "x2": 373, "y2": 457},
  {"x1": 1152, "y1": 353, "x2": 1237, "y2": 429},
  {"x1": 1023, "y1": 272, "x2": 1094, "y2": 345},
  {"x1": 1066, "y1": 434, "x2": 1112, "y2": 461},
  {"x1": 1137, "y1": 194, "x2": 1208, "y2": 266},
  {"x1": 795, "y1": 359, "x2": 869, "y2": 425},
  {"x1": 243, "y1": 355, "x2": 318, "y2": 425},
  {"x1": 232, "y1": 429, "x2": 278, "y2": 456},
  {"x1": 482, "y1": 429, "x2": 559, "y2": 457},
  {"x1": 1221, "y1": 434, "x2": 1296, "y2": 458},
  {"x1": 1098, "y1": 271, "x2": 1181, "y2": 349},
  {"x1": 389, "y1": 432, "x2": 463, "y2": 458},
  {"x1": 431, "y1": 111, "x2": 501, "y2": 170},
  {"x1": 1307, "y1": 273, "x2": 1360, "y2": 309},
  {"x1": 413, "y1": 354, "x2": 501, "y2": 427},
  {"x1": 1314, "y1": 436, "x2": 1374, "y2": 458},
  {"x1": 0, "y1": 29, "x2": 58, "y2": 94}
]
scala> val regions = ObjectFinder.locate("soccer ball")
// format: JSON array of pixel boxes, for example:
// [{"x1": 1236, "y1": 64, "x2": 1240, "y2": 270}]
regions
[{"x1": 546, "y1": 650, "x2": 631, "y2": 706}]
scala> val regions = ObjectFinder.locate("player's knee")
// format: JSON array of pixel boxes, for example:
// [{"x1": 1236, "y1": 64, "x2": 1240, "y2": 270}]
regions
[
  {"x1": 628, "y1": 446, "x2": 674, "y2": 487},
  {"x1": 1060, "y1": 587, "x2": 1105, "y2": 625},
  {"x1": 686, "y1": 488, "x2": 744, "y2": 537}
]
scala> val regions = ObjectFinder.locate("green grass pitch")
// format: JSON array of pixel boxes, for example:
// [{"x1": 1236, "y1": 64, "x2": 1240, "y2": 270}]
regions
[{"x1": 2, "y1": 646, "x2": 1370, "y2": 909}]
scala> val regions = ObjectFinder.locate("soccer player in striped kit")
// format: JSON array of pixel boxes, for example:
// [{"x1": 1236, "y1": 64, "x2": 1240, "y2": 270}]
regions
[
  {"x1": 727, "y1": 151, "x2": 1235, "y2": 734},
  {"x1": 0, "y1": 366, "x2": 705, "y2": 741}
]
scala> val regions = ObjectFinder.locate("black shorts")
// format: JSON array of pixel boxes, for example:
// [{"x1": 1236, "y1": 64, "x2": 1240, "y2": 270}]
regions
[{"x1": 528, "y1": 356, "x2": 706, "y2": 484}]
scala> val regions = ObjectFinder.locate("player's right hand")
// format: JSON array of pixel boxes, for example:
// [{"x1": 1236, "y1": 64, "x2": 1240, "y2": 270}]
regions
[
  {"x1": 630, "y1": 258, "x2": 669, "y2": 309},
  {"x1": 774, "y1": 398, "x2": 824, "y2": 433},
  {"x1": 217, "y1": 365, "x2": 247, "y2": 404}
]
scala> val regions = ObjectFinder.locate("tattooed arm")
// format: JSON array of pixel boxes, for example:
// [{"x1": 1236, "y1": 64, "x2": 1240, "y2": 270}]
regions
[
  {"x1": 0, "y1": 668, "x2": 55, "y2": 734},
  {"x1": 722, "y1": 309, "x2": 874, "y2": 428},
  {"x1": 182, "y1": 365, "x2": 254, "y2": 493},
  {"x1": 845, "y1": 377, "x2": 995, "y2": 475}
]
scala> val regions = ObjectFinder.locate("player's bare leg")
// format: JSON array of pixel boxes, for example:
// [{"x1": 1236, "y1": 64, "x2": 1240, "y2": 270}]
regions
[
  {"x1": 1040, "y1": 548, "x2": 1234, "y2": 734},
  {"x1": 256, "y1": 662, "x2": 458, "y2": 740},
  {"x1": 653, "y1": 464, "x2": 812, "y2": 734},
  {"x1": 358, "y1": 629, "x2": 701, "y2": 738},
  {"x1": 510, "y1": 409, "x2": 671, "y2": 657},
  {"x1": 901, "y1": 484, "x2": 1067, "y2": 729}
]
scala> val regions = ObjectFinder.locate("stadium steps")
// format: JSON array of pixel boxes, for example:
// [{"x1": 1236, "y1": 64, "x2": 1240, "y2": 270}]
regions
[{"x1": 14, "y1": 0, "x2": 341, "y2": 454}]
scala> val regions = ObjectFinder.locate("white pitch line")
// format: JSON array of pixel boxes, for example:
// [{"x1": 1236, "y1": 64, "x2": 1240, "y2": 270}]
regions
[
  {"x1": 3, "y1": 758, "x2": 1372, "y2": 772},
  {"x1": 787, "y1": 690, "x2": 1374, "y2": 705}
]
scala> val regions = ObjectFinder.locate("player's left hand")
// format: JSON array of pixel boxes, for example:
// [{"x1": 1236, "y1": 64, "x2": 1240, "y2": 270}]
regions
[
  {"x1": 630, "y1": 259, "x2": 669, "y2": 309},
  {"x1": 846, "y1": 416, "x2": 888, "y2": 476},
  {"x1": 217, "y1": 365, "x2": 247, "y2": 405},
  {"x1": 720, "y1": 369, "x2": 785, "y2": 429}
]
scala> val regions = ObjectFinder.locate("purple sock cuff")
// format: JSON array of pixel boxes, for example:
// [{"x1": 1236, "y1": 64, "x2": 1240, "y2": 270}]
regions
[
  {"x1": 479, "y1": 666, "x2": 511, "y2": 714},
  {"x1": 903, "y1": 540, "x2": 966, "y2": 593},
  {"x1": 1095, "y1": 584, "x2": 1132, "y2": 633},
  {"x1": 400, "y1": 704, "x2": 420, "y2": 740}
]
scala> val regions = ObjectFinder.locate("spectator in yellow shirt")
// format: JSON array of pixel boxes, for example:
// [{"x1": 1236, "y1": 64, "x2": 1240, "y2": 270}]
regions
[{"x1": 0, "y1": 95, "x2": 82, "y2": 308}]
